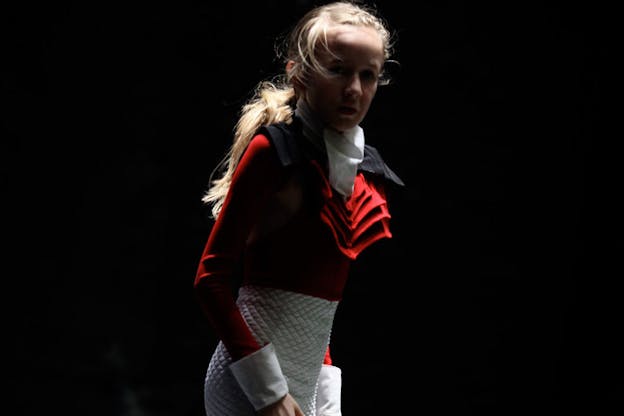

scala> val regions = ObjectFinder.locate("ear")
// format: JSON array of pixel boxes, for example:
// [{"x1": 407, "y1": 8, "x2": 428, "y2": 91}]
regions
[
  {"x1": 285, "y1": 59, "x2": 296, "y2": 73},
  {"x1": 286, "y1": 60, "x2": 304, "y2": 95}
]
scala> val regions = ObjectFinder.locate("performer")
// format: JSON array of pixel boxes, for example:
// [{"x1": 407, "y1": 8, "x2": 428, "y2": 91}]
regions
[{"x1": 194, "y1": 2, "x2": 404, "y2": 415}]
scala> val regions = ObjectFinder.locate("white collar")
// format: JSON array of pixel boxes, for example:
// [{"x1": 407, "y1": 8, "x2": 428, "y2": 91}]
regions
[
  {"x1": 295, "y1": 99, "x2": 365, "y2": 197},
  {"x1": 323, "y1": 126, "x2": 364, "y2": 197}
]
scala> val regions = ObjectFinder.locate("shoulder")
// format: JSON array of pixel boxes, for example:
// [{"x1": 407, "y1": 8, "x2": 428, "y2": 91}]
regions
[
  {"x1": 257, "y1": 120, "x2": 310, "y2": 167},
  {"x1": 238, "y1": 134, "x2": 274, "y2": 165},
  {"x1": 229, "y1": 133, "x2": 288, "y2": 191},
  {"x1": 360, "y1": 144, "x2": 405, "y2": 187},
  {"x1": 234, "y1": 134, "x2": 280, "y2": 177},
  {"x1": 247, "y1": 133, "x2": 272, "y2": 153},
  {"x1": 258, "y1": 122, "x2": 405, "y2": 187}
]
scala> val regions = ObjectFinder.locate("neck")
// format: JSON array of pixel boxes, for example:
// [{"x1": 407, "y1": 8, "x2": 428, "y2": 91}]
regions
[{"x1": 294, "y1": 99, "x2": 326, "y2": 151}]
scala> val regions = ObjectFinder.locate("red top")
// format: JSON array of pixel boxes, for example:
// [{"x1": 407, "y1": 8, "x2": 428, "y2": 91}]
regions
[{"x1": 194, "y1": 134, "x2": 393, "y2": 361}]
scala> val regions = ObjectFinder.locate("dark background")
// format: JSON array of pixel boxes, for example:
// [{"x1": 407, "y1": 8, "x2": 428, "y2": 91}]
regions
[{"x1": 4, "y1": 1, "x2": 621, "y2": 415}]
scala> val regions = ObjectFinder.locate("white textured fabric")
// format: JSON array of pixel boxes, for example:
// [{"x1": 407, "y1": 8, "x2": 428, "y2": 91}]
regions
[
  {"x1": 229, "y1": 343, "x2": 288, "y2": 410},
  {"x1": 316, "y1": 365, "x2": 342, "y2": 416},
  {"x1": 204, "y1": 285, "x2": 339, "y2": 416}
]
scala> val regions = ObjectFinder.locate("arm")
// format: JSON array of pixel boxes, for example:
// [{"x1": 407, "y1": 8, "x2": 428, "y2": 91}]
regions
[
  {"x1": 194, "y1": 134, "x2": 280, "y2": 358},
  {"x1": 194, "y1": 135, "x2": 290, "y2": 409}
]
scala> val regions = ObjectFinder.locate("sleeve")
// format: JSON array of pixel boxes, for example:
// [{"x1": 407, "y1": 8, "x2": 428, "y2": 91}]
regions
[
  {"x1": 314, "y1": 346, "x2": 342, "y2": 415},
  {"x1": 195, "y1": 135, "x2": 281, "y2": 358},
  {"x1": 316, "y1": 363, "x2": 342, "y2": 416},
  {"x1": 194, "y1": 135, "x2": 289, "y2": 409}
]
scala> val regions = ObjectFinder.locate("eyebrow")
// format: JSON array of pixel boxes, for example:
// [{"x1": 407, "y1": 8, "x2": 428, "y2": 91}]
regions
[{"x1": 329, "y1": 57, "x2": 381, "y2": 70}]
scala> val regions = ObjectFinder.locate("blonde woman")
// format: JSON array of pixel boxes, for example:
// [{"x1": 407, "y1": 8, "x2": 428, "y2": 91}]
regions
[{"x1": 194, "y1": 2, "x2": 404, "y2": 415}]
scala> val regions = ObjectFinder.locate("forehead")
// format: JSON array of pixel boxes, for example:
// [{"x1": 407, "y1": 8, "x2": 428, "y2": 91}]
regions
[{"x1": 323, "y1": 24, "x2": 384, "y2": 68}]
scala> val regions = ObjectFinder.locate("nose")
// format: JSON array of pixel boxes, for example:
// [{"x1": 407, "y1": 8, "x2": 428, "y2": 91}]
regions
[{"x1": 344, "y1": 74, "x2": 362, "y2": 97}]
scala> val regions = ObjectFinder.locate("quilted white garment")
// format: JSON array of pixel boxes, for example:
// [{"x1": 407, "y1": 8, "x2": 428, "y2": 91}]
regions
[{"x1": 204, "y1": 285, "x2": 339, "y2": 416}]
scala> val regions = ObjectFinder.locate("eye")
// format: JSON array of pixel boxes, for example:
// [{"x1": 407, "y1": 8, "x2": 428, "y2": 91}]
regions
[
  {"x1": 360, "y1": 69, "x2": 378, "y2": 82},
  {"x1": 328, "y1": 65, "x2": 346, "y2": 75}
]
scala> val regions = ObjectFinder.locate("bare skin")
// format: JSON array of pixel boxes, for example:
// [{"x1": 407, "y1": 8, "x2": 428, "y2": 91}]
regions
[
  {"x1": 300, "y1": 24, "x2": 384, "y2": 133},
  {"x1": 258, "y1": 393, "x2": 304, "y2": 416}
]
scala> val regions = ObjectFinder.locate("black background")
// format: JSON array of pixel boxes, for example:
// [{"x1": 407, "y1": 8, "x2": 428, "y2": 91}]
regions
[{"x1": 4, "y1": 1, "x2": 621, "y2": 415}]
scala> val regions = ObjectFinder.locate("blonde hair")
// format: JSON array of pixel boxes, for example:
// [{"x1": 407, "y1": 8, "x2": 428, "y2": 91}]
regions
[{"x1": 202, "y1": 1, "x2": 396, "y2": 219}]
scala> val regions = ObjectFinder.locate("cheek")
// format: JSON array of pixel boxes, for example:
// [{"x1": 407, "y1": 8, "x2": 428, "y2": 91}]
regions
[
  {"x1": 313, "y1": 73, "x2": 342, "y2": 91},
  {"x1": 365, "y1": 82, "x2": 378, "y2": 97},
  {"x1": 360, "y1": 90, "x2": 376, "y2": 108},
  {"x1": 307, "y1": 81, "x2": 337, "y2": 105}
]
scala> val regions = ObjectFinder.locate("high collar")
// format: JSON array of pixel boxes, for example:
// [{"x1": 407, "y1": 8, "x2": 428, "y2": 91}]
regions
[
  {"x1": 294, "y1": 99, "x2": 365, "y2": 197},
  {"x1": 294, "y1": 99, "x2": 325, "y2": 152}
]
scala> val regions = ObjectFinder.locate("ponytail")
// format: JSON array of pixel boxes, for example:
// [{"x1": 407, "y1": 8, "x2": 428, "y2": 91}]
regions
[
  {"x1": 202, "y1": 80, "x2": 295, "y2": 219},
  {"x1": 202, "y1": 1, "x2": 395, "y2": 220}
]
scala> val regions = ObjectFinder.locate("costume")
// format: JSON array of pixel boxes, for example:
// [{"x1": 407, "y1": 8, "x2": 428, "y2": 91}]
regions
[{"x1": 194, "y1": 114, "x2": 404, "y2": 416}]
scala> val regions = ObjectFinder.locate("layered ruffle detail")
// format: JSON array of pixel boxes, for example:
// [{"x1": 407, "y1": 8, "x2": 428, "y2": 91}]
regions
[{"x1": 311, "y1": 161, "x2": 392, "y2": 260}]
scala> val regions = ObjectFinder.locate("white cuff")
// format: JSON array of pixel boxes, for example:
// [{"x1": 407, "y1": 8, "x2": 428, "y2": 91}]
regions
[
  {"x1": 229, "y1": 343, "x2": 289, "y2": 410},
  {"x1": 316, "y1": 364, "x2": 342, "y2": 416}
]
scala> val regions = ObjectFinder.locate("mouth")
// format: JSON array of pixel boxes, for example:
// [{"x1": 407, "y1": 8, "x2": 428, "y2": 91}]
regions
[{"x1": 338, "y1": 106, "x2": 357, "y2": 115}]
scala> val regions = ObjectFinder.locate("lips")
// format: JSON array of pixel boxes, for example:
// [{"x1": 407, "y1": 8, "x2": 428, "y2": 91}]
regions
[{"x1": 338, "y1": 106, "x2": 357, "y2": 115}]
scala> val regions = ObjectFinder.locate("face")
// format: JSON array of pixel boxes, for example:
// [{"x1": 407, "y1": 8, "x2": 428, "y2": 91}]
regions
[{"x1": 303, "y1": 24, "x2": 385, "y2": 133}]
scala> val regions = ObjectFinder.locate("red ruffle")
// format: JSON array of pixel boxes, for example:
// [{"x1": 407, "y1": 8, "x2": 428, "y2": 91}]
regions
[{"x1": 311, "y1": 161, "x2": 392, "y2": 260}]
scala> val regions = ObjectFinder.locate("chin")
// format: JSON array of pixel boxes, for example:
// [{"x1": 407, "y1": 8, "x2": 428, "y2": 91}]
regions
[{"x1": 332, "y1": 119, "x2": 359, "y2": 132}]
